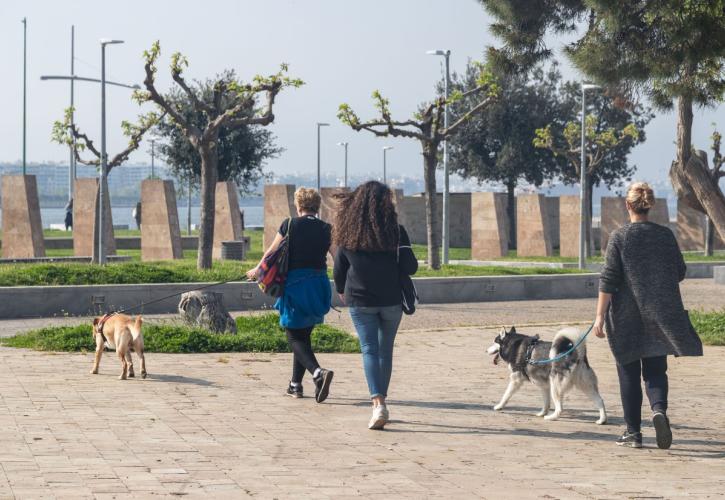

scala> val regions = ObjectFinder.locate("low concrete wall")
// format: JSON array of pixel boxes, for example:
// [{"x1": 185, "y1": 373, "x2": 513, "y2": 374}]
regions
[
  {"x1": 0, "y1": 236, "x2": 247, "y2": 252},
  {"x1": 715, "y1": 266, "x2": 725, "y2": 285},
  {"x1": 0, "y1": 274, "x2": 600, "y2": 319},
  {"x1": 452, "y1": 260, "x2": 721, "y2": 278}
]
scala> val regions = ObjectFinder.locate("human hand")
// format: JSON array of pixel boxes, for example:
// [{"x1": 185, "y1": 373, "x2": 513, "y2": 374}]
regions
[
  {"x1": 593, "y1": 316, "x2": 606, "y2": 338},
  {"x1": 338, "y1": 293, "x2": 345, "y2": 305},
  {"x1": 246, "y1": 267, "x2": 259, "y2": 281}
]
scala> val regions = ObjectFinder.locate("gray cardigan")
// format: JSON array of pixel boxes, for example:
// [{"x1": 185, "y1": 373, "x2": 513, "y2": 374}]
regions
[{"x1": 599, "y1": 221, "x2": 703, "y2": 365}]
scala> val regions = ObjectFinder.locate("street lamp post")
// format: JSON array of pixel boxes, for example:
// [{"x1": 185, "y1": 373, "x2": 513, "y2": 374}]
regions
[
  {"x1": 316, "y1": 122, "x2": 329, "y2": 190},
  {"x1": 427, "y1": 49, "x2": 451, "y2": 264},
  {"x1": 187, "y1": 177, "x2": 192, "y2": 235},
  {"x1": 69, "y1": 25, "x2": 76, "y2": 200},
  {"x1": 336, "y1": 142, "x2": 349, "y2": 187},
  {"x1": 150, "y1": 139, "x2": 156, "y2": 178},
  {"x1": 579, "y1": 82, "x2": 602, "y2": 270},
  {"x1": 98, "y1": 39, "x2": 125, "y2": 265},
  {"x1": 22, "y1": 17, "x2": 27, "y2": 175},
  {"x1": 382, "y1": 146, "x2": 393, "y2": 184}
]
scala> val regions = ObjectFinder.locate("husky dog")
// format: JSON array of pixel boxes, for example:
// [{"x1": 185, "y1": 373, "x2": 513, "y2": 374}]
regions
[{"x1": 486, "y1": 326, "x2": 606, "y2": 424}]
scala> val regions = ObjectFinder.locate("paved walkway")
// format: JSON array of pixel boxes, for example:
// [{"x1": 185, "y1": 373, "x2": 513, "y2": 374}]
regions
[{"x1": 0, "y1": 280, "x2": 722, "y2": 498}]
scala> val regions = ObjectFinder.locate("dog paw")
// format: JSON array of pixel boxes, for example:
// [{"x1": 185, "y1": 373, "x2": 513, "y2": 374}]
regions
[
  {"x1": 128, "y1": 372, "x2": 135, "y2": 378},
  {"x1": 493, "y1": 404, "x2": 504, "y2": 411},
  {"x1": 543, "y1": 413, "x2": 560, "y2": 421},
  {"x1": 596, "y1": 418, "x2": 607, "y2": 425},
  {"x1": 118, "y1": 375, "x2": 127, "y2": 380},
  {"x1": 536, "y1": 410, "x2": 548, "y2": 417},
  {"x1": 90, "y1": 369, "x2": 98, "y2": 375},
  {"x1": 141, "y1": 372, "x2": 147, "y2": 379}
]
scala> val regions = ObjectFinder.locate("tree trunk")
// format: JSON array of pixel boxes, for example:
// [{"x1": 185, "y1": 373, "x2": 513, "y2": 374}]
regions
[
  {"x1": 197, "y1": 144, "x2": 219, "y2": 270},
  {"x1": 423, "y1": 149, "x2": 441, "y2": 270},
  {"x1": 669, "y1": 96, "x2": 725, "y2": 244},
  {"x1": 705, "y1": 216, "x2": 715, "y2": 256},
  {"x1": 506, "y1": 180, "x2": 516, "y2": 250}
]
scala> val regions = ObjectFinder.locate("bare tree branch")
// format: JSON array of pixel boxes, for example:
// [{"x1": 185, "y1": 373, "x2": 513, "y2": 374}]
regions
[
  {"x1": 142, "y1": 60, "x2": 201, "y2": 142},
  {"x1": 443, "y1": 96, "x2": 495, "y2": 136},
  {"x1": 108, "y1": 113, "x2": 165, "y2": 170},
  {"x1": 171, "y1": 69, "x2": 214, "y2": 117}
]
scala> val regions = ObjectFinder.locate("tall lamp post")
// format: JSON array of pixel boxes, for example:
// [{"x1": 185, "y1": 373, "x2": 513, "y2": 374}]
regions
[
  {"x1": 21, "y1": 17, "x2": 27, "y2": 175},
  {"x1": 427, "y1": 49, "x2": 451, "y2": 264},
  {"x1": 150, "y1": 139, "x2": 156, "y2": 178},
  {"x1": 98, "y1": 39, "x2": 125, "y2": 265},
  {"x1": 579, "y1": 82, "x2": 602, "y2": 270},
  {"x1": 336, "y1": 141, "x2": 349, "y2": 187},
  {"x1": 69, "y1": 25, "x2": 76, "y2": 199},
  {"x1": 316, "y1": 122, "x2": 329, "y2": 190},
  {"x1": 382, "y1": 146, "x2": 393, "y2": 184}
]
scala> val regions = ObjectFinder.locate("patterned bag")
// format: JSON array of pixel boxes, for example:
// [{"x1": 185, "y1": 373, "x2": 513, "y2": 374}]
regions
[{"x1": 257, "y1": 218, "x2": 292, "y2": 297}]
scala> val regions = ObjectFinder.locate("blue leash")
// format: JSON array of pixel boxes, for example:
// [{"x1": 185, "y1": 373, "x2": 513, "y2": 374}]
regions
[{"x1": 527, "y1": 322, "x2": 595, "y2": 365}]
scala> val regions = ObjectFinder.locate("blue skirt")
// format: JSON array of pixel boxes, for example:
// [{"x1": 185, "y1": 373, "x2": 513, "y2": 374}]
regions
[{"x1": 275, "y1": 268, "x2": 331, "y2": 329}]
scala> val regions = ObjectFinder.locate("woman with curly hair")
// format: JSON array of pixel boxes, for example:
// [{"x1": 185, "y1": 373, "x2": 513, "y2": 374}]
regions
[{"x1": 333, "y1": 181, "x2": 418, "y2": 429}]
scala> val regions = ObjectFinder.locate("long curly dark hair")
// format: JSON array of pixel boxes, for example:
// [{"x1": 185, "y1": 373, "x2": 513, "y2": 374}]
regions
[{"x1": 333, "y1": 181, "x2": 399, "y2": 252}]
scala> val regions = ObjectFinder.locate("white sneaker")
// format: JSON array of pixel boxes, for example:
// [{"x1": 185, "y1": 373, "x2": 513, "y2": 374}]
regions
[{"x1": 368, "y1": 405, "x2": 389, "y2": 430}]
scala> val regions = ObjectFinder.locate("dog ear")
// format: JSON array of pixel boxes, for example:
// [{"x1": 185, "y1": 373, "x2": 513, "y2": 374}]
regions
[
  {"x1": 510, "y1": 326, "x2": 516, "y2": 334},
  {"x1": 93, "y1": 317, "x2": 99, "y2": 326}
]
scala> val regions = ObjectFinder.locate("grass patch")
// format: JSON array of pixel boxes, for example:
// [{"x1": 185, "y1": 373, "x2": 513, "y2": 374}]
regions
[
  {"x1": 0, "y1": 313, "x2": 359, "y2": 354},
  {"x1": 691, "y1": 310, "x2": 725, "y2": 346}
]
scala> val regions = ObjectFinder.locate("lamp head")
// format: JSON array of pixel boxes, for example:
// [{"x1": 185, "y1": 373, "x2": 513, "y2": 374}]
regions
[
  {"x1": 582, "y1": 83, "x2": 602, "y2": 91},
  {"x1": 337, "y1": 142, "x2": 348, "y2": 146},
  {"x1": 100, "y1": 39, "x2": 125, "y2": 46},
  {"x1": 317, "y1": 122, "x2": 330, "y2": 127},
  {"x1": 383, "y1": 146, "x2": 394, "y2": 151},
  {"x1": 426, "y1": 49, "x2": 449, "y2": 56}
]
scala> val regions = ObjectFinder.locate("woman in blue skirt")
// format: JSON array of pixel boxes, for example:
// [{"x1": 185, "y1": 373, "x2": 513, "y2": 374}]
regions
[{"x1": 248, "y1": 187, "x2": 334, "y2": 402}]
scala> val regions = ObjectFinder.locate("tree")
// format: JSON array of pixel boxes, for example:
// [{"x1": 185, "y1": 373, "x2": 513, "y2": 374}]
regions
[
  {"x1": 52, "y1": 106, "x2": 160, "y2": 262},
  {"x1": 446, "y1": 63, "x2": 565, "y2": 246},
  {"x1": 134, "y1": 41, "x2": 302, "y2": 270},
  {"x1": 704, "y1": 127, "x2": 725, "y2": 255},
  {"x1": 479, "y1": 0, "x2": 725, "y2": 248},
  {"x1": 154, "y1": 71, "x2": 283, "y2": 196},
  {"x1": 338, "y1": 65, "x2": 499, "y2": 269},
  {"x1": 533, "y1": 84, "x2": 651, "y2": 254}
]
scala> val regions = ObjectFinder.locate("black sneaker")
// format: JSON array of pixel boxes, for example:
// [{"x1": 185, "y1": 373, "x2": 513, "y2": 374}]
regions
[
  {"x1": 286, "y1": 382, "x2": 303, "y2": 399},
  {"x1": 653, "y1": 412, "x2": 673, "y2": 450},
  {"x1": 616, "y1": 430, "x2": 643, "y2": 448},
  {"x1": 313, "y1": 369, "x2": 334, "y2": 403}
]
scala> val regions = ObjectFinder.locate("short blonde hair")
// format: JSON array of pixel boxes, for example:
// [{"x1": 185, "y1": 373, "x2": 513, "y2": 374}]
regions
[
  {"x1": 626, "y1": 182, "x2": 655, "y2": 214},
  {"x1": 294, "y1": 187, "x2": 321, "y2": 213}
]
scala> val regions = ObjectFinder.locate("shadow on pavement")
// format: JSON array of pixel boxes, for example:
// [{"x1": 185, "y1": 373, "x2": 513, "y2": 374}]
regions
[{"x1": 146, "y1": 373, "x2": 216, "y2": 387}]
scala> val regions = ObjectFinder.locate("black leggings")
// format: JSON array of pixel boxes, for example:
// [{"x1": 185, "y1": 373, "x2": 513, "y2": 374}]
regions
[
  {"x1": 286, "y1": 327, "x2": 320, "y2": 384},
  {"x1": 616, "y1": 355, "x2": 668, "y2": 433}
]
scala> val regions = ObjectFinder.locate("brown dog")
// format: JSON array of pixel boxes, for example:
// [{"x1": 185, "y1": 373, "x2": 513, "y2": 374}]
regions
[{"x1": 91, "y1": 314, "x2": 146, "y2": 380}]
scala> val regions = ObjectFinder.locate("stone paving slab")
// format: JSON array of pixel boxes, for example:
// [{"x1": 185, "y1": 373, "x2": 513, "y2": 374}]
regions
[{"x1": 0, "y1": 317, "x2": 723, "y2": 498}]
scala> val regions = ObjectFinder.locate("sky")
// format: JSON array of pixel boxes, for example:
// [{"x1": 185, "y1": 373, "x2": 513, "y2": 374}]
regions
[{"x1": 0, "y1": 0, "x2": 722, "y2": 187}]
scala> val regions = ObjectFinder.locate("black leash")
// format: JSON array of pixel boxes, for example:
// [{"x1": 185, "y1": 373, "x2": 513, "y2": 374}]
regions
[{"x1": 114, "y1": 276, "x2": 250, "y2": 316}]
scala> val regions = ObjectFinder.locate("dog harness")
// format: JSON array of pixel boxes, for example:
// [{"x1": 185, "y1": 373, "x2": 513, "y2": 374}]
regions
[
  {"x1": 95, "y1": 312, "x2": 116, "y2": 344},
  {"x1": 524, "y1": 337, "x2": 540, "y2": 365}
]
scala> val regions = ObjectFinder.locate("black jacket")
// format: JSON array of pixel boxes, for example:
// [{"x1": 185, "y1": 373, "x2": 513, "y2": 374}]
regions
[{"x1": 333, "y1": 225, "x2": 418, "y2": 307}]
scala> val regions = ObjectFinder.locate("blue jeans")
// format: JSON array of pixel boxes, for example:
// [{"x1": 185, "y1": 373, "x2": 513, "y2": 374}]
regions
[{"x1": 349, "y1": 305, "x2": 403, "y2": 399}]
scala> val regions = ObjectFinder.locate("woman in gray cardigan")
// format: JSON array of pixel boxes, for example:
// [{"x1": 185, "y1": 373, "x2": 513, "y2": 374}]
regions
[{"x1": 593, "y1": 182, "x2": 702, "y2": 449}]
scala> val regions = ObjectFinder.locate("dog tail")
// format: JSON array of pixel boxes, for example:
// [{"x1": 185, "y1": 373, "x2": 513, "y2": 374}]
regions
[
  {"x1": 131, "y1": 315, "x2": 143, "y2": 339},
  {"x1": 550, "y1": 326, "x2": 586, "y2": 361}
]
